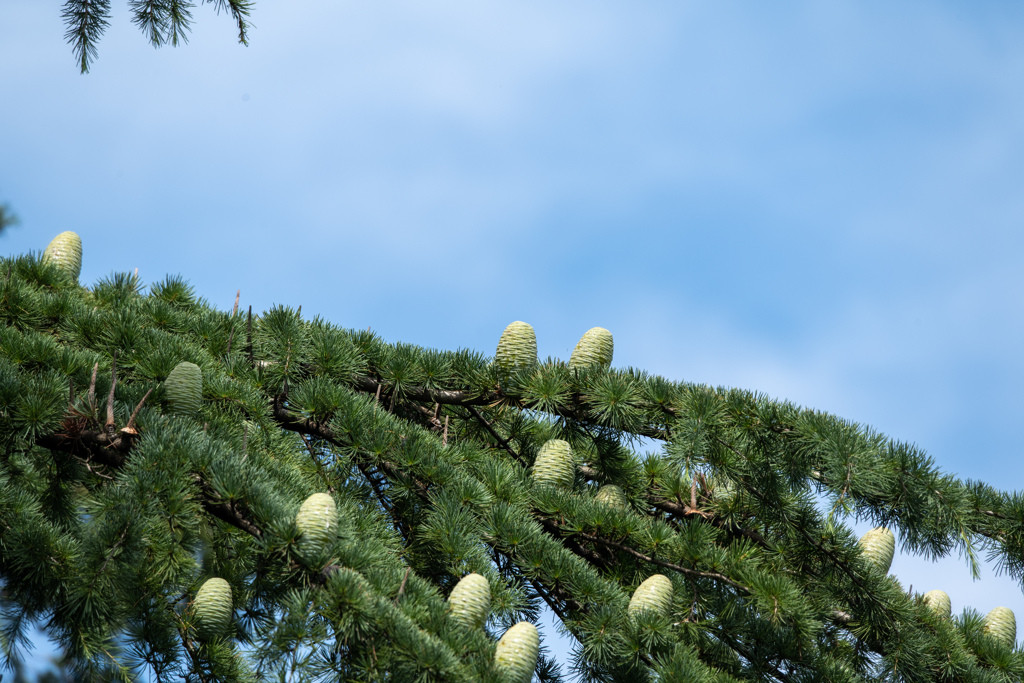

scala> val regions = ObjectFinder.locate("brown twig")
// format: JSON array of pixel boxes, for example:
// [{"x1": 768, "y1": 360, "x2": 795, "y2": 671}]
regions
[
  {"x1": 246, "y1": 305, "x2": 253, "y2": 364},
  {"x1": 442, "y1": 416, "x2": 449, "y2": 447},
  {"x1": 123, "y1": 388, "x2": 153, "y2": 434},
  {"x1": 80, "y1": 457, "x2": 115, "y2": 481},
  {"x1": 466, "y1": 405, "x2": 524, "y2": 464},
  {"x1": 407, "y1": 402, "x2": 444, "y2": 431},
  {"x1": 394, "y1": 567, "x2": 411, "y2": 604},
  {"x1": 105, "y1": 353, "x2": 118, "y2": 433},
  {"x1": 88, "y1": 362, "x2": 99, "y2": 415},
  {"x1": 232, "y1": 289, "x2": 240, "y2": 317}
]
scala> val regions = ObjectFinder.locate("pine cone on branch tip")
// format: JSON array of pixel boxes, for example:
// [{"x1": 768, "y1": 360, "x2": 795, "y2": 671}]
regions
[
  {"x1": 595, "y1": 484, "x2": 627, "y2": 509},
  {"x1": 922, "y1": 589, "x2": 951, "y2": 618},
  {"x1": 447, "y1": 573, "x2": 490, "y2": 628},
  {"x1": 164, "y1": 361, "x2": 203, "y2": 416},
  {"x1": 494, "y1": 321, "x2": 537, "y2": 372},
  {"x1": 857, "y1": 527, "x2": 895, "y2": 574},
  {"x1": 568, "y1": 327, "x2": 613, "y2": 369},
  {"x1": 628, "y1": 574, "x2": 673, "y2": 618},
  {"x1": 494, "y1": 622, "x2": 539, "y2": 683},
  {"x1": 296, "y1": 493, "x2": 337, "y2": 566},
  {"x1": 194, "y1": 578, "x2": 233, "y2": 641},
  {"x1": 531, "y1": 439, "x2": 575, "y2": 488},
  {"x1": 983, "y1": 606, "x2": 1016, "y2": 648},
  {"x1": 43, "y1": 231, "x2": 82, "y2": 283}
]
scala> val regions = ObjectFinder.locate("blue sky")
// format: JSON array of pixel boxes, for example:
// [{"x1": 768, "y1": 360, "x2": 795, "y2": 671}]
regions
[{"x1": 4, "y1": 0, "x2": 1024, "y2": 674}]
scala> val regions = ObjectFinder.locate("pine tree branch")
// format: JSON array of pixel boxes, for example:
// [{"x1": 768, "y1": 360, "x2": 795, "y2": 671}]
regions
[
  {"x1": 191, "y1": 473, "x2": 263, "y2": 538},
  {"x1": 717, "y1": 633, "x2": 796, "y2": 683},
  {"x1": 577, "y1": 464, "x2": 775, "y2": 551},
  {"x1": 572, "y1": 530, "x2": 750, "y2": 593},
  {"x1": 271, "y1": 397, "x2": 602, "y2": 618},
  {"x1": 38, "y1": 428, "x2": 132, "y2": 468},
  {"x1": 88, "y1": 526, "x2": 130, "y2": 594},
  {"x1": 203, "y1": 0, "x2": 253, "y2": 45},
  {"x1": 350, "y1": 376, "x2": 669, "y2": 440},
  {"x1": 465, "y1": 405, "x2": 524, "y2": 464},
  {"x1": 61, "y1": 0, "x2": 112, "y2": 73},
  {"x1": 167, "y1": 604, "x2": 213, "y2": 683},
  {"x1": 536, "y1": 518, "x2": 611, "y2": 572},
  {"x1": 128, "y1": 0, "x2": 169, "y2": 46},
  {"x1": 528, "y1": 577, "x2": 571, "y2": 624},
  {"x1": 38, "y1": 417, "x2": 266, "y2": 540},
  {"x1": 406, "y1": 401, "x2": 444, "y2": 432},
  {"x1": 104, "y1": 352, "x2": 118, "y2": 433},
  {"x1": 356, "y1": 460, "x2": 411, "y2": 545}
]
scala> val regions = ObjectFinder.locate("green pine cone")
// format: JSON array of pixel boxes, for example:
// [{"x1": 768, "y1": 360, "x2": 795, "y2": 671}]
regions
[
  {"x1": 495, "y1": 321, "x2": 537, "y2": 372},
  {"x1": 194, "y1": 577, "x2": 233, "y2": 641},
  {"x1": 448, "y1": 573, "x2": 491, "y2": 628},
  {"x1": 595, "y1": 484, "x2": 627, "y2": 509},
  {"x1": 532, "y1": 439, "x2": 575, "y2": 488},
  {"x1": 165, "y1": 361, "x2": 203, "y2": 416},
  {"x1": 857, "y1": 527, "x2": 895, "y2": 574},
  {"x1": 42, "y1": 231, "x2": 82, "y2": 283},
  {"x1": 494, "y1": 621, "x2": 539, "y2": 683},
  {"x1": 983, "y1": 606, "x2": 1016, "y2": 648},
  {"x1": 568, "y1": 327, "x2": 613, "y2": 369},
  {"x1": 923, "y1": 590, "x2": 951, "y2": 619},
  {"x1": 296, "y1": 493, "x2": 337, "y2": 564},
  {"x1": 712, "y1": 475, "x2": 738, "y2": 502},
  {"x1": 628, "y1": 574, "x2": 673, "y2": 617}
]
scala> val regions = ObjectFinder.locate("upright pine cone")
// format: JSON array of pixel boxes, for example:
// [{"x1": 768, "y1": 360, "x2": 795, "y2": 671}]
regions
[
  {"x1": 165, "y1": 361, "x2": 203, "y2": 416},
  {"x1": 628, "y1": 574, "x2": 673, "y2": 617},
  {"x1": 532, "y1": 439, "x2": 574, "y2": 488},
  {"x1": 568, "y1": 327, "x2": 613, "y2": 369},
  {"x1": 857, "y1": 527, "x2": 895, "y2": 574},
  {"x1": 194, "y1": 578, "x2": 233, "y2": 641},
  {"x1": 296, "y1": 493, "x2": 337, "y2": 564},
  {"x1": 494, "y1": 321, "x2": 537, "y2": 372},
  {"x1": 448, "y1": 573, "x2": 491, "y2": 628},
  {"x1": 42, "y1": 231, "x2": 83, "y2": 283},
  {"x1": 595, "y1": 484, "x2": 627, "y2": 509},
  {"x1": 983, "y1": 606, "x2": 1016, "y2": 648},
  {"x1": 494, "y1": 621, "x2": 539, "y2": 683},
  {"x1": 923, "y1": 590, "x2": 951, "y2": 619}
]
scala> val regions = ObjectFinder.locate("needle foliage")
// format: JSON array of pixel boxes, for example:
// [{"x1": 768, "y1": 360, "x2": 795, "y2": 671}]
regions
[
  {"x1": 61, "y1": 0, "x2": 253, "y2": 73},
  {"x1": 1, "y1": 241, "x2": 1023, "y2": 682}
]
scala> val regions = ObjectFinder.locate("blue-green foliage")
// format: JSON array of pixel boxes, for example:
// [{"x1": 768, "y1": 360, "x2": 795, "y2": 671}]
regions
[{"x1": 0, "y1": 249, "x2": 1023, "y2": 682}]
